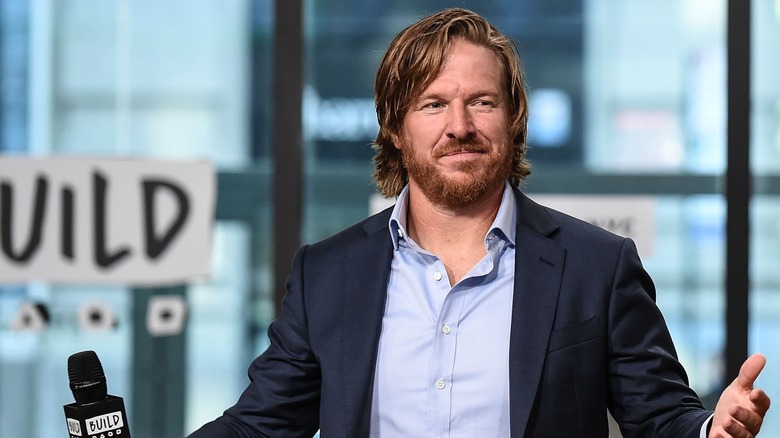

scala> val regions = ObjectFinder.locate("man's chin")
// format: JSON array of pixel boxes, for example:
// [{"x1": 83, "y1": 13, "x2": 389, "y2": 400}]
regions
[{"x1": 420, "y1": 177, "x2": 503, "y2": 209}]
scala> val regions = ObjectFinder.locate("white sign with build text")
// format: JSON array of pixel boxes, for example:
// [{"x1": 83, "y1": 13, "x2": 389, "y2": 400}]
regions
[{"x1": 0, "y1": 157, "x2": 215, "y2": 285}]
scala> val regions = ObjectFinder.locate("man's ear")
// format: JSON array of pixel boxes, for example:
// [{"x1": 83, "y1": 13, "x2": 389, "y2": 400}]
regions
[{"x1": 390, "y1": 132, "x2": 402, "y2": 150}]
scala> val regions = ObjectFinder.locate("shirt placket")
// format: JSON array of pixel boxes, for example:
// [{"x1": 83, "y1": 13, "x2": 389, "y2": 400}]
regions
[{"x1": 428, "y1": 260, "x2": 466, "y2": 438}]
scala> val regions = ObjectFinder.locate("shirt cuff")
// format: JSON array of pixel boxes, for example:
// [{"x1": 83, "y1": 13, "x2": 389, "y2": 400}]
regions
[{"x1": 700, "y1": 413, "x2": 714, "y2": 438}]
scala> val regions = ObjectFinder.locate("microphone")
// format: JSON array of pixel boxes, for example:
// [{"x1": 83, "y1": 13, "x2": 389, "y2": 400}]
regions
[{"x1": 64, "y1": 350, "x2": 132, "y2": 437}]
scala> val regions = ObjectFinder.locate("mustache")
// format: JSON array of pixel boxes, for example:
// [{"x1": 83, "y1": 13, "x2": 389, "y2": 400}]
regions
[{"x1": 433, "y1": 139, "x2": 491, "y2": 158}]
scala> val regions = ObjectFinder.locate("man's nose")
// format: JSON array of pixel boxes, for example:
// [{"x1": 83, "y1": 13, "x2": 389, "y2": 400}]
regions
[{"x1": 446, "y1": 102, "x2": 475, "y2": 139}]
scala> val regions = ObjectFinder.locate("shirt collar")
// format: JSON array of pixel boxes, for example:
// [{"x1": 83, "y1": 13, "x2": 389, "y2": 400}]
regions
[{"x1": 388, "y1": 180, "x2": 517, "y2": 250}]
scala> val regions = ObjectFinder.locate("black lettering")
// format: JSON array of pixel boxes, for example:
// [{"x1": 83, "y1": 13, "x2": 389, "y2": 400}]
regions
[
  {"x1": 94, "y1": 171, "x2": 131, "y2": 268},
  {"x1": 61, "y1": 185, "x2": 75, "y2": 260},
  {"x1": 589, "y1": 217, "x2": 633, "y2": 236},
  {"x1": 0, "y1": 175, "x2": 48, "y2": 263},
  {"x1": 143, "y1": 179, "x2": 190, "y2": 259},
  {"x1": 606, "y1": 217, "x2": 633, "y2": 235}
]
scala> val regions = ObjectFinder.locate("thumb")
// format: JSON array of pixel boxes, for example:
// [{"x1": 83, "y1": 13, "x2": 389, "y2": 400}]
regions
[{"x1": 736, "y1": 353, "x2": 766, "y2": 390}]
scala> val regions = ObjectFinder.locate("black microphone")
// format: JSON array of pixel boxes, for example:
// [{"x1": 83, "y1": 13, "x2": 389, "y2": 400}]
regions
[{"x1": 64, "y1": 350, "x2": 132, "y2": 437}]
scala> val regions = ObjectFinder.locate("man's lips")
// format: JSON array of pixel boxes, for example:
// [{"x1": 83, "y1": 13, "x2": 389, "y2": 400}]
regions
[{"x1": 436, "y1": 147, "x2": 489, "y2": 158}]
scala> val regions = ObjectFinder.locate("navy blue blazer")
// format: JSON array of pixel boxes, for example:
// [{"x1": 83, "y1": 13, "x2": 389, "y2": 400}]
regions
[{"x1": 189, "y1": 188, "x2": 712, "y2": 437}]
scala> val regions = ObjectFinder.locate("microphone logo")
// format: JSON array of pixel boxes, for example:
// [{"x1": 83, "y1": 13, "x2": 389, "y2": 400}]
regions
[
  {"x1": 83, "y1": 411, "x2": 125, "y2": 434},
  {"x1": 67, "y1": 418, "x2": 82, "y2": 435},
  {"x1": 64, "y1": 350, "x2": 131, "y2": 438}
]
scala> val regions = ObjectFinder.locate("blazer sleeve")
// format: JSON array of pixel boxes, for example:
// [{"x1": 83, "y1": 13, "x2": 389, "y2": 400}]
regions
[
  {"x1": 188, "y1": 245, "x2": 321, "y2": 438},
  {"x1": 607, "y1": 238, "x2": 712, "y2": 437}
]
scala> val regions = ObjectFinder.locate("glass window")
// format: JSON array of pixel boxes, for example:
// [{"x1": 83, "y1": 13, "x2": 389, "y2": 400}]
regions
[
  {"x1": 581, "y1": 0, "x2": 727, "y2": 401},
  {"x1": 51, "y1": 0, "x2": 251, "y2": 164},
  {"x1": 0, "y1": 0, "x2": 29, "y2": 153},
  {"x1": 751, "y1": 0, "x2": 780, "y2": 435},
  {"x1": 0, "y1": 1, "x2": 267, "y2": 436}
]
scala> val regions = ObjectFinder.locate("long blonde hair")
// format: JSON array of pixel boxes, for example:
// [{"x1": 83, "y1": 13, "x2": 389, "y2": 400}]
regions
[{"x1": 372, "y1": 8, "x2": 531, "y2": 197}]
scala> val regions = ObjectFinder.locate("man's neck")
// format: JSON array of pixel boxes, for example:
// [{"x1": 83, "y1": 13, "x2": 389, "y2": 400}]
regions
[{"x1": 406, "y1": 182, "x2": 504, "y2": 284}]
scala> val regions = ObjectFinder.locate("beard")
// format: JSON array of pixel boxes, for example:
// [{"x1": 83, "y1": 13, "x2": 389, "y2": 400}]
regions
[{"x1": 401, "y1": 136, "x2": 512, "y2": 210}]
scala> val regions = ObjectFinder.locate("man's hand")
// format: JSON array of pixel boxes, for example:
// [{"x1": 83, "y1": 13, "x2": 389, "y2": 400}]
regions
[{"x1": 710, "y1": 353, "x2": 771, "y2": 437}]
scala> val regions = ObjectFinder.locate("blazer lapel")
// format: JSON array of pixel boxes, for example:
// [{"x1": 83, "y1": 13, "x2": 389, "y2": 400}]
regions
[
  {"x1": 339, "y1": 209, "x2": 394, "y2": 436},
  {"x1": 509, "y1": 191, "x2": 566, "y2": 437}
]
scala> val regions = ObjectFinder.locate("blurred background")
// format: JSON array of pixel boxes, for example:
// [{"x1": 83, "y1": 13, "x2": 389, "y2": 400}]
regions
[{"x1": 0, "y1": 0, "x2": 778, "y2": 436}]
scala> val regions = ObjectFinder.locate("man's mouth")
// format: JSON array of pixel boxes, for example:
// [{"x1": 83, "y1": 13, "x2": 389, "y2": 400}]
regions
[{"x1": 436, "y1": 144, "x2": 490, "y2": 158}]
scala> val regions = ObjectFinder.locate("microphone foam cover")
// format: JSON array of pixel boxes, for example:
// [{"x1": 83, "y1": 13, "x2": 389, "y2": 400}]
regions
[{"x1": 67, "y1": 350, "x2": 108, "y2": 404}]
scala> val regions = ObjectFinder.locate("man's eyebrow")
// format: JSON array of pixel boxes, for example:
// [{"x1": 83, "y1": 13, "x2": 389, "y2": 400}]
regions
[
  {"x1": 469, "y1": 90, "x2": 502, "y2": 98},
  {"x1": 416, "y1": 92, "x2": 445, "y2": 100},
  {"x1": 416, "y1": 90, "x2": 502, "y2": 101}
]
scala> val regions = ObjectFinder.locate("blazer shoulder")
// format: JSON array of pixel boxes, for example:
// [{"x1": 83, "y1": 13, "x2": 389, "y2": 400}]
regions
[
  {"x1": 548, "y1": 207, "x2": 625, "y2": 242},
  {"x1": 518, "y1": 191, "x2": 627, "y2": 250},
  {"x1": 306, "y1": 205, "x2": 393, "y2": 254}
]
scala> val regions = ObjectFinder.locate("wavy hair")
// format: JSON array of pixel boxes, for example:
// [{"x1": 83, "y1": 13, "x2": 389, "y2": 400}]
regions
[{"x1": 371, "y1": 8, "x2": 531, "y2": 197}]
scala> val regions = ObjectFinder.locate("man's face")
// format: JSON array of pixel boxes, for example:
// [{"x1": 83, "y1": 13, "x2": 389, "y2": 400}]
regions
[{"x1": 396, "y1": 38, "x2": 512, "y2": 210}]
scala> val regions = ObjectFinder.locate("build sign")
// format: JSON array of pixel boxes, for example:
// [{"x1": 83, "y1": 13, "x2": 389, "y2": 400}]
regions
[{"x1": 0, "y1": 157, "x2": 215, "y2": 285}]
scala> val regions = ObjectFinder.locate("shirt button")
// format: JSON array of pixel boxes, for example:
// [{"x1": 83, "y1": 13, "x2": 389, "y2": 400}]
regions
[
  {"x1": 441, "y1": 324, "x2": 451, "y2": 335},
  {"x1": 435, "y1": 379, "x2": 446, "y2": 390},
  {"x1": 433, "y1": 271, "x2": 443, "y2": 281}
]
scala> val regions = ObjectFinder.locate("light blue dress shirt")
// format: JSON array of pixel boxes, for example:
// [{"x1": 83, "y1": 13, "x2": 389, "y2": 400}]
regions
[{"x1": 370, "y1": 182, "x2": 517, "y2": 438}]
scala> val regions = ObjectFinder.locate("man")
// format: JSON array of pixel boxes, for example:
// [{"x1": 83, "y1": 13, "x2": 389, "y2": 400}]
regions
[{"x1": 190, "y1": 8, "x2": 770, "y2": 437}]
